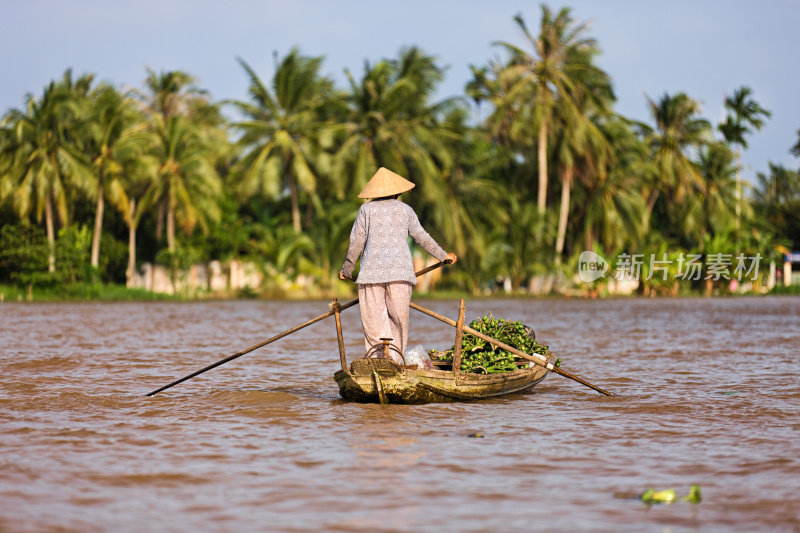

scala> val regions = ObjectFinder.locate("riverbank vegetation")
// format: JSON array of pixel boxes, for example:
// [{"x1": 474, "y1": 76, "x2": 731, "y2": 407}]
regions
[{"x1": 2, "y1": 5, "x2": 798, "y2": 300}]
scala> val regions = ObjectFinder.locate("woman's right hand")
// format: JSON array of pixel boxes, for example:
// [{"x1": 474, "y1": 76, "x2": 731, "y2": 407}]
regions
[{"x1": 445, "y1": 252, "x2": 458, "y2": 265}]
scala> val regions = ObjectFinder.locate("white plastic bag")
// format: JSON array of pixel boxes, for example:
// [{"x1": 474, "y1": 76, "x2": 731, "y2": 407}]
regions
[{"x1": 404, "y1": 344, "x2": 434, "y2": 369}]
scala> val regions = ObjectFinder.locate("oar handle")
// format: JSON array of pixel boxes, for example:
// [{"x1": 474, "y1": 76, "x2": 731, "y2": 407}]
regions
[
  {"x1": 415, "y1": 260, "x2": 451, "y2": 278},
  {"x1": 342, "y1": 260, "x2": 450, "y2": 282}
]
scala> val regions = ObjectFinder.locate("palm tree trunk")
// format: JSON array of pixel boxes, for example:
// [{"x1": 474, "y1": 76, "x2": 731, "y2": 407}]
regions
[
  {"x1": 91, "y1": 176, "x2": 104, "y2": 269},
  {"x1": 645, "y1": 187, "x2": 659, "y2": 216},
  {"x1": 126, "y1": 199, "x2": 137, "y2": 287},
  {"x1": 304, "y1": 196, "x2": 314, "y2": 229},
  {"x1": 155, "y1": 198, "x2": 165, "y2": 242},
  {"x1": 585, "y1": 226, "x2": 594, "y2": 252},
  {"x1": 44, "y1": 193, "x2": 56, "y2": 273},
  {"x1": 734, "y1": 146, "x2": 741, "y2": 238},
  {"x1": 555, "y1": 165, "x2": 574, "y2": 263},
  {"x1": 167, "y1": 202, "x2": 175, "y2": 251},
  {"x1": 537, "y1": 120, "x2": 549, "y2": 216},
  {"x1": 288, "y1": 176, "x2": 302, "y2": 233}
]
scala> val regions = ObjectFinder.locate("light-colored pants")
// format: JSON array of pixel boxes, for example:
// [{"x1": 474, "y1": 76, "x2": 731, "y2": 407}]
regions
[{"x1": 357, "y1": 281, "x2": 413, "y2": 363}]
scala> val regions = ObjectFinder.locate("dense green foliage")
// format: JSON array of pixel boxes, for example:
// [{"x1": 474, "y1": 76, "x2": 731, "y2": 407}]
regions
[
  {"x1": 436, "y1": 314, "x2": 551, "y2": 374},
  {"x1": 1, "y1": 5, "x2": 798, "y2": 298}
]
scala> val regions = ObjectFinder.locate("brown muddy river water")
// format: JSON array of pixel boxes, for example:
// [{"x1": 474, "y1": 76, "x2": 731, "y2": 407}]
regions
[{"x1": 1, "y1": 296, "x2": 798, "y2": 532}]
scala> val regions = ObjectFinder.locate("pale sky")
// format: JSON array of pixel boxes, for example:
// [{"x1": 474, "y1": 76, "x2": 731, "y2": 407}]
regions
[{"x1": 2, "y1": 0, "x2": 799, "y2": 186}]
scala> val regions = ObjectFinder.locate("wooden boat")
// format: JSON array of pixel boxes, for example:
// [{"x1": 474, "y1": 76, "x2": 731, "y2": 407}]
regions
[
  {"x1": 330, "y1": 297, "x2": 551, "y2": 404},
  {"x1": 334, "y1": 356, "x2": 547, "y2": 404}
]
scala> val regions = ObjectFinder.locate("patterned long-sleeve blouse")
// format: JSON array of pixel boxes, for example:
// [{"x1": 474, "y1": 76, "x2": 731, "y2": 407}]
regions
[{"x1": 342, "y1": 199, "x2": 447, "y2": 285}]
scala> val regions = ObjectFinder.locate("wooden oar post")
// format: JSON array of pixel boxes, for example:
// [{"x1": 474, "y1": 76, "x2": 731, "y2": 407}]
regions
[
  {"x1": 331, "y1": 298, "x2": 348, "y2": 372},
  {"x1": 452, "y1": 298, "x2": 466, "y2": 380}
]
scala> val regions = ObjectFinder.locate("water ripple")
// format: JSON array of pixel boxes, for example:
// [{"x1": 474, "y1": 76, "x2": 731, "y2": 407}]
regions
[{"x1": 1, "y1": 297, "x2": 799, "y2": 531}]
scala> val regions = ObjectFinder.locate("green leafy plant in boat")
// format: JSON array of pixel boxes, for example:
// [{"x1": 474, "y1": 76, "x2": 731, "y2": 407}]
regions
[{"x1": 434, "y1": 313, "x2": 551, "y2": 374}]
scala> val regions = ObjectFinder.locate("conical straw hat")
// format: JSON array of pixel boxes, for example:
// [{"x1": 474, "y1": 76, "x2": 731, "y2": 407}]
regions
[{"x1": 358, "y1": 167, "x2": 415, "y2": 199}]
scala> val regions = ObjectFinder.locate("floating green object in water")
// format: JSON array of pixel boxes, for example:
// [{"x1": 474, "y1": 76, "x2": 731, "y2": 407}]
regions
[
  {"x1": 639, "y1": 485, "x2": 701, "y2": 504},
  {"x1": 682, "y1": 484, "x2": 702, "y2": 503},
  {"x1": 641, "y1": 488, "x2": 677, "y2": 504}
]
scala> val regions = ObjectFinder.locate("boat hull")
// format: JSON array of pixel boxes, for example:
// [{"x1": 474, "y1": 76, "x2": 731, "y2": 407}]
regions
[{"x1": 334, "y1": 358, "x2": 547, "y2": 404}]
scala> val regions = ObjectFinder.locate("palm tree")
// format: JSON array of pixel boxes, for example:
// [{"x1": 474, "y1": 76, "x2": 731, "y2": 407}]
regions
[
  {"x1": 230, "y1": 50, "x2": 332, "y2": 233},
  {"x1": 423, "y1": 112, "x2": 519, "y2": 291},
  {"x1": 307, "y1": 201, "x2": 359, "y2": 290},
  {"x1": 718, "y1": 86, "x2": 771, "y2": 233},
  {"x1": 149, "y1": 116, "x2": 223, "y2": 251},
  {"x1": 0, "y1": 125, "x2": 10, "y2": 189},
  {"x1": 553, "y1": 119, "x2": 604, "y2": 261},
  {"x1": 576, "y1": 115, "x2": 651, "y2": 254},
  {"x1": 87, "y1": 103, "x2": 159, "y2": 285},
  {"x1": 82, "y1": 84, "x2": 150, "y2": 269},
  {"x1": 491, "y1": 195, "x2": 551, "y2": 290},
  {"x1": 754, "y1": 163, "x2": 800, "y2": 207},
  {"x1": 753, "y1": 163, "x2": 800, "y2": 250},
  {"x1": 137, "y1": 69, "x2": 205, "y2": 241},
  {"x1": 691, "y1": 141, "x2": 740, "y2": 242},
  {"x1": 551, "y1": 44, "x2": 614, "y2": 261},
  {"x1": 641, "y1": 92, "x2": 711, "y2": 237},
  {"x1": 108, "y1": 154, "x2": 159, "y2": 285},
  {"x1": 327, "y1": 47, "x2": 459, "y2": 204},
  {"x1": 490, "y1": 6, "x2": 606, "y2": 229},
  {"x1": 0, "y1": 70, "x2": 92, "y2": 272},
  {"x1": 141, "y1": 69, "x2": 203, "y2": 123}
]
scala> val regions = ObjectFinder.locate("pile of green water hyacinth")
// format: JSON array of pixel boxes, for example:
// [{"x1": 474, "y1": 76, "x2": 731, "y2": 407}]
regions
[{"x1": 435, "y1": 314, "x2": 550, "y2": 374}]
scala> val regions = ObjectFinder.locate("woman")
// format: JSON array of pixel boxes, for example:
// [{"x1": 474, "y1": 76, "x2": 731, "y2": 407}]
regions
[{"x1": 339, "y1": 167, "x2": 458, "y2": 361}]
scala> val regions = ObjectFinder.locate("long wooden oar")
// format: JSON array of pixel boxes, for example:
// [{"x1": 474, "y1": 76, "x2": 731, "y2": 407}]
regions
[
  {"x1": 145, "y1": 261, "x2": 449, "y2": 396},
  {"x1": 408, "y1": 301, "x2": 616, "y2": 396}
]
